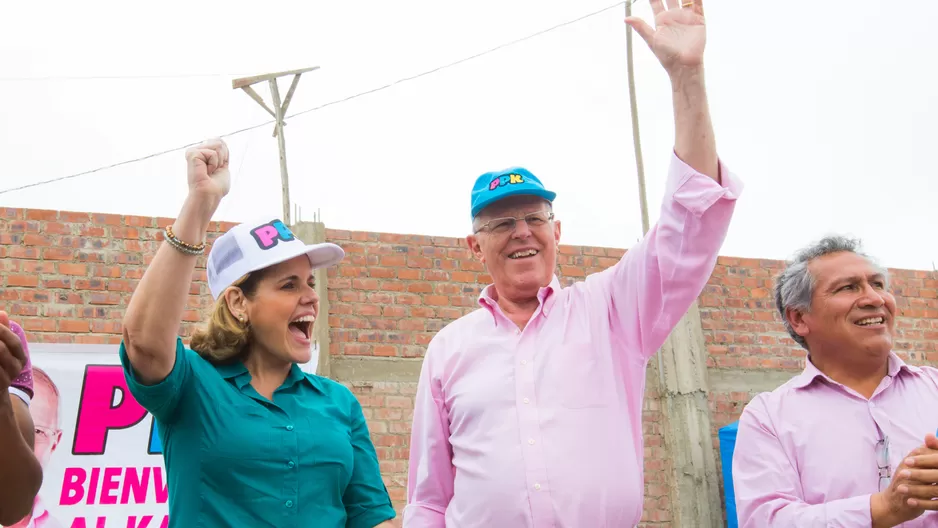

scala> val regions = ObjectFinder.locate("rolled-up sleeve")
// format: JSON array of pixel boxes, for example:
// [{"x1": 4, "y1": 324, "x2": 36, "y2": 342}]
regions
[
  {"x1": 586, "y1": 152, "x2": 742, "y2": 359},
  {"x1": 733, "y1": 396, "x2": 873, "y2": 527},
  {"x1": 343, "y1": 396, "x2": 396, "y2": 528},
  {"x1": 403, "y1": 339, "x2": 454, "y2": 527},
  {"x1": 119, "y1": 337, "x2": 193, "y2": 424}
]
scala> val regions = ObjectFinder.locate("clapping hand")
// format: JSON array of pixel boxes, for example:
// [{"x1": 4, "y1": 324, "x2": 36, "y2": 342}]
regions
[{"x1": 873, "y1": 435, "x2": 938, "y2": 526}]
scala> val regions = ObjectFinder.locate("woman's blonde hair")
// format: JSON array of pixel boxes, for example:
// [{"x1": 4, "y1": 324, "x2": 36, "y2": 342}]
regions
[{"x1": 190, "y1": 271, "x2": 265, "y2": 364}]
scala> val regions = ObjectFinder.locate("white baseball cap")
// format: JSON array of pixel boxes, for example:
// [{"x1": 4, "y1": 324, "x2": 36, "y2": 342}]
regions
[{"x1": 206, "y1": 217, "x2": 345, "y2": 300}]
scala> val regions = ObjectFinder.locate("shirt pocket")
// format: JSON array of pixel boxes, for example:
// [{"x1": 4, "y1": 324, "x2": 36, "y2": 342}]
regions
[
  {"x1": 549, "y1": 342, "x2": 613, "y2": 409},
  {"x1": 202, "y1": 404, "x2": 275, "y2": 459},
  {"x1": 199, "y1": 404, "x2": 281, "y2": 501}
]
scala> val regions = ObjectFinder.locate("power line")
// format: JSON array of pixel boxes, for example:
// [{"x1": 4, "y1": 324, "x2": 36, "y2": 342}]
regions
[
  {"x1": 0, "y1": 1, "x2": 627, "y2": 196},
  {"x1": 0, "y1": 73, "x2": 250, "y2": 82}
]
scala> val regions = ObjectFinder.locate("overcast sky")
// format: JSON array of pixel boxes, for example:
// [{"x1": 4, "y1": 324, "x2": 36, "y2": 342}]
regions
[{"x1": 1, "y1": 0, "x2": 935, "y2": 271}]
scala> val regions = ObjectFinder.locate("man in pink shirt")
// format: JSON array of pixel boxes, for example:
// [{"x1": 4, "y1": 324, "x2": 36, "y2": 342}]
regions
[
  {"x1": 0, "y1": 312, "x2": 43, "y2": 525},
  {"x1": 404, "y1": 1, "x2": 742, "y2": 526},
  {"x1": 732, "y1": 236, "x2": 938, "y2": 527}
]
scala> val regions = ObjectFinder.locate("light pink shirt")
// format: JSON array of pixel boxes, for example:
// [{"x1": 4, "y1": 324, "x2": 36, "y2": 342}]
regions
[
  {"x1": 733, "y1": 353, "x2": 938, "y2": 527},
  {"x1": 11, "y1": 496, "x2": 63, "y2": 528},
  {"x1": 403, "y1": 153, "x2": 742, "y2": 527}
]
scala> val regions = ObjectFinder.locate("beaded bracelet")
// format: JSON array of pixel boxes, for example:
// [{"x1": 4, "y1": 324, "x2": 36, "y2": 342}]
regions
[{"x1": 164, "y1": 225, "x2": 206, "y2": 256}]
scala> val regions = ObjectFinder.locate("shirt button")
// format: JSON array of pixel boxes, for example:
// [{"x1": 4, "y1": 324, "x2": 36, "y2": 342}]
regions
[
  {"x1": 534, "y1": 483, "x2": 541, "y2": 491},
  {"x1": 285, "y1": 500, "x2": 294, "y2": 508},
  {"x1": 521, "y1": 360, "x2": 527, "y2": 365},
  {"x1": 523, "y1": 397, "x2": 530, "y2": 404},
  {"x1": 287, "y1": 461, "x2": 295, "y2": 468},
  {"x1": 286, "y1": 424, "x2": 294, "y2": 431},
  {"x1": 528, "y1": 438, "x2": 535, "y2": 445}
]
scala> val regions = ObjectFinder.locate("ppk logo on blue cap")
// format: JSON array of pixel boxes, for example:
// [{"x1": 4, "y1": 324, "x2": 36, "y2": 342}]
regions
[{"x1": 470, "y1": 166, "x2": 557, "y2": 219}]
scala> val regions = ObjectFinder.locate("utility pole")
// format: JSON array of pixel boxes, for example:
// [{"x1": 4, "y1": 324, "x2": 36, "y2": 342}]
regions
[
  {"x1": 233, "y1": 66, "x2": 319, "y2": 225},
  {"x1": 624, "y1": 3, "x2": 723, "y2": 526},
  {"x1": 625, "y1": 0, "x2": 649, "y2": 234}
]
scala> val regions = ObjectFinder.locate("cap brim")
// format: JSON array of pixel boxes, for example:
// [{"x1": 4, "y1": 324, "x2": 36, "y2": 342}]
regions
[
  {"x1": 245, "y1": 242, "x2": 346, "y2": 277},
  {"x1": 303, "y1": 242, "x2": 346, "y2": 269},
  {"x1": 472, "y1": 188, "x2": 556, "y2": 218}
]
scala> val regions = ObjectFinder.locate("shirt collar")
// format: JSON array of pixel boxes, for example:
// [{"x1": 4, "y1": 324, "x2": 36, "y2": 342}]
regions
[
  {"x1": 792, "y1": 351, "x2": 922, "y2": 390},
  {"x1": 478, "y1": 275, "x2": 561, "y2": 325},
  {"x1": 215, "y1": 360, "x2": 323, "y2": 393},
  {"x1": 32, "y1": 495, "x2": 48, "y2": 519}
]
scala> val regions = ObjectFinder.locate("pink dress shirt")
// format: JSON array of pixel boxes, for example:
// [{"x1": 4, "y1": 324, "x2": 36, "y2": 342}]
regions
[
  {"x1": 733, "y1": 353, "x2": 938, "y2": 527},
  {"x1": 14, "y1": 497, "x2": 64, "y2": 528},
  {"x1": 403, "y1": 153, "x2": 742, "y2": 527}
]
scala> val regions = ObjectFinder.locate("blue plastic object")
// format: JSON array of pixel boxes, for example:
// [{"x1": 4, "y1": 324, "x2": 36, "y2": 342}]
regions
[{"x1": 718, "y1": 421, "x2": 740, "y2": 528}]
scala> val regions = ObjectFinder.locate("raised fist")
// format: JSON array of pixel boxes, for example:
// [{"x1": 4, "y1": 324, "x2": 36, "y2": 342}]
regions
[
  {"x1": 0, "y1": 311, "x2": 26, "y2": 392},
  {"x1": 185, "y1": 138, "x2": 231, "y2": 200}
]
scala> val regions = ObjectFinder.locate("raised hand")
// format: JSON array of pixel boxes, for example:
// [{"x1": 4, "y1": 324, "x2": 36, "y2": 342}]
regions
[
  {"x1": 185, "y1": 138, "x2": 231, "y2": 201},
  {"x1": 0, "y1": 311, "x2": 26, "y2": 392},
  {"x1": 626, "y1": 0, "x2": 706, "y2": 75}
]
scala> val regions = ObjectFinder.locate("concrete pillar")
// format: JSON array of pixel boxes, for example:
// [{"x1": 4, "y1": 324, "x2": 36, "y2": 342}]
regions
[
  {"x1": 657, "y1": 301, "x2": 723, "y2": 527},
  {"x1": 291, "y1": 221, "x2": 331, "y2": 378}
]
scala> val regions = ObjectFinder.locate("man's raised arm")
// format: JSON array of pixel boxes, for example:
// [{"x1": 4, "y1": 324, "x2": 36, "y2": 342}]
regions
[{"x1": 587, "y1": 0, "x2": 740, "y2": 359}]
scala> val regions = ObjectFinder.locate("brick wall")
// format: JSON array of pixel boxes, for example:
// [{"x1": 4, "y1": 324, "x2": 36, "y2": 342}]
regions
[{"x1": 3, "y1": 207, "x2": 937, "y2": 526}]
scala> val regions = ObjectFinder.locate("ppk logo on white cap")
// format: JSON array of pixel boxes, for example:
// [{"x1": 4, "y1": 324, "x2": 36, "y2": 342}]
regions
[{"x1": 206, "y1": 218, "x2": 345, "y2": 300}]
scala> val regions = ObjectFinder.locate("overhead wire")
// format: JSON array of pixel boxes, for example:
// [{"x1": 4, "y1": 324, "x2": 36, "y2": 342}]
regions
[
  {"x1": 0, "y1": 73, "x2": 250, "y2": 82},
  {"x1": 0, "y1": 0, "x2": 629, "y2": 196}
]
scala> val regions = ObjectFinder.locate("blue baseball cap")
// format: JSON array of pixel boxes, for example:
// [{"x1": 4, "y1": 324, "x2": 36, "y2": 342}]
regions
[{"x1": 470, "y1": 166, "x2": 556, "y2": 219}]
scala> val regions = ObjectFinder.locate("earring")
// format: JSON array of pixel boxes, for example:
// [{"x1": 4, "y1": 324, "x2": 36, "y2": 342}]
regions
[{"x1": 239, "y1": 314, "x2": 246, "y2": 323}]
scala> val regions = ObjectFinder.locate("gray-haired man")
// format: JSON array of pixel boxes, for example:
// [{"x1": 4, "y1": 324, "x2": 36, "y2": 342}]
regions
[{"x1": 732, "y1": 236, "x2": 938, "y2": 527}]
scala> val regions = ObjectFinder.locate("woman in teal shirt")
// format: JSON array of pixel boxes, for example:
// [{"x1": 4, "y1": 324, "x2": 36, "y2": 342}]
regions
[{"x1": 119, "y1": 138, "x2": 395, "y2": 528}]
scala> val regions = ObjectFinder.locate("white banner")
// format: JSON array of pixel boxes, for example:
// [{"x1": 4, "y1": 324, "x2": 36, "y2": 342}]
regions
[{"x1": 6, "y1": 342, "x2": 319, "y2": 528}]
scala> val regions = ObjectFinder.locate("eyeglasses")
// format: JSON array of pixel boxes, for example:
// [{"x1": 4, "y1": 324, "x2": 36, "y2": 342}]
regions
[
  {"x1": 876, "y1": 435, "x2": 891, "y2": 492},
  {"x1": 474, "y1": 210, "x2": 554, "y2": 235},
  {"x1": 35, "y1": 425, "x2": 59, "y2": 444}
]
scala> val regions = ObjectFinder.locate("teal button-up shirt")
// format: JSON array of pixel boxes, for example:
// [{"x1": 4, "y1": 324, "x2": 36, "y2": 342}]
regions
[{"x1": 119, "y1": 338, "x2": 395, "y2": 528}]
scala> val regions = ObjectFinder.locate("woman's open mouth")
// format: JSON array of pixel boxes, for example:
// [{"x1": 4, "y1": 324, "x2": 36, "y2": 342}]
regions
[{"x1": 289, "y1": 315, "x2": 314, "y2": 343}]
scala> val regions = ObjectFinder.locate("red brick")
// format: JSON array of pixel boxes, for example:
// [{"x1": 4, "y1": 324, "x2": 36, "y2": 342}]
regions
[
  {"x1": 59, "y1": 263, "x2": 88, "y2": 276},
  {"x1": 23, "y1": 234, "x2": 53, "y2": 246},
  {"x1": 58, "y1": 319, "x2": 91, "y2": 333},
  {"x1": 43, "y1": 248, "x2": 74, "y2": 261},
  {"x1": 424, "y1": 295, "x2": 449, "y2": 306},
  {"x1": 406, "y1": 282, "x2": 433, "y2": 294},
  {"x1": 397, "y1": 268, "x2": 420, "y2": 280},
  {"x1": 374, "y1": 345, "x2": 398, "y2": 357},
  {"x1": 25, "y1": 209, "x2": 58, "y2": 221},
  {"x1": 7, "y1": 274, "x2": 39, "y2": 287}
]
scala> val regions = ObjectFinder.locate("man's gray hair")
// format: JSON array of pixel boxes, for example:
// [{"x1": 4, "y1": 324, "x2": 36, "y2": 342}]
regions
[{"x1": 774, "y1": 235, "x2": 889, "y2": 349}]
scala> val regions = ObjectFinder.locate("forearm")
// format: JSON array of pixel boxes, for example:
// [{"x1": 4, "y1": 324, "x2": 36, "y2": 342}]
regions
[
  {"x1": 122, "y1": 194, "x2": 218, "y2": 380},
  {"x1": 670, "y1": 67, "x2": 719, "y2": 182},
  {"x1": 739, "y1": 495, "x2": 874, "y2": 528},
  {"x1": 0, "y1": 395, "x2": 42, "y2": 524}
]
